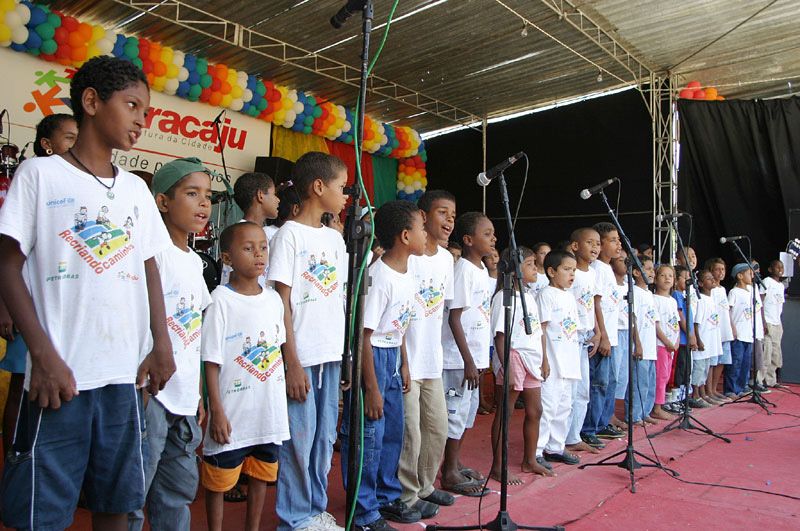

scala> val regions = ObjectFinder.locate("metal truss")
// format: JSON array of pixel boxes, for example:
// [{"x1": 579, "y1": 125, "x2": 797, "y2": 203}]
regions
[{"x1": 110, "y1": 0, "x2": 482, "y2": 127}]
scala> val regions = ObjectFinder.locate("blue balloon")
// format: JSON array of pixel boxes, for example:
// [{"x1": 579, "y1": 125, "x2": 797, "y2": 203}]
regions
[
  {"x1": 187, "y1": 71, "x2": 200, "y2": 85},
  {"x1": 184, "y1": 54, "x2": 196, "y2": 70},
  {"x1": 177, "y1": 81, "x2": 190, "y2": 97},
  {"x1": 120, "y1": 55, "x2": 132, "y2": 62},
  {"x1": 10, "y1": 43, "x2": 26, "y2": 52},
  {"x1": 25, "y1": 31, "x2": 42, "y2": 49},
  {"x1": 247, "y1": 75, "x2": 257, "y2": 91},
  {"x1": 115, "y1": 34, "x2": 127, "y2": 46},
  {"x1": 297, "y1": 92, "x2": 307, "y2": 104},
  {"x1": 241, "y1": 102, "x2": 250, "y2": 112},
  {"x1": 250, "y1": 92, "x2": 261, "y2": 106},
  {"x1": 398, "y1": 191, "x2": 407, "y2": 199},
  {"x1": 112, "y1": 45, "x2": 124, "y2": 58},
  {"x1": 28, "y1": 6, "x2": 47, "y2": 26},
  {"x1": 291, "y1": 123, "x2": 304, "y2": 132},
  {"x1": 294, "y1": 113, "x2": 306, "y2": 124}
]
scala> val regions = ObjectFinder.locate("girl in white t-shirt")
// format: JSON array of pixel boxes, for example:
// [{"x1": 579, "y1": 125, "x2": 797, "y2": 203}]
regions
[
  {"x1": 489, "y1": 247, "x2": 552, "y2": 482},
  {"x1": 652, "y1": 265, "x2": 679, "y2": 420}
]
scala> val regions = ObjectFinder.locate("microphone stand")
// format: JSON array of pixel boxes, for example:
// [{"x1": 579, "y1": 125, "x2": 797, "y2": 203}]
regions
[
  {"x1": 342, "y1": 3, "x2": 373, "y2": 529},
  {"x1": 648, "y1": 218, "x2": 730, "y2": 442},
  {"x1": 578, "y1": 190, "x2": 676, "y2": 492},
  {"x1": 210, "y1": 110, "x2": 234, "y2": 260},
  {"x1": 721, "y1": 239, "x2": 776, "y2": 413}
]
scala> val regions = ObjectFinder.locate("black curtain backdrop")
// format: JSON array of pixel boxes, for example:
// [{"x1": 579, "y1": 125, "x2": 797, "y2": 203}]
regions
[
  {"x1": 678, "y1": 97, "x2": 800, "y2": 269},
  {"x1": 424, "y1": 89, "x2": 653, "y2": 253}
]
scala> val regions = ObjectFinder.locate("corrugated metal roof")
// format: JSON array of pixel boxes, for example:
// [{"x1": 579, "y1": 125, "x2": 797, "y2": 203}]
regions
[{"x1": 50, "y1": 0, "x2": 800, "y2": 133}]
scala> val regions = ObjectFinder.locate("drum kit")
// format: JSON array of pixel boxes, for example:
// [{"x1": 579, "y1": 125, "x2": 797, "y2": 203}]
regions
[
  {"x1": 191, "y1": 189, "x2": 236, "y2": 293},
  {"x1": 1, "y1": 143, "x2": 22, "y2": 209}
]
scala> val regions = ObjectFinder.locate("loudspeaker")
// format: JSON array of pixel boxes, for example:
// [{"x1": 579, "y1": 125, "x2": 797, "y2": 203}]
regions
[
  {"x1": 787, "y1": 209, "x2": 800, "y2": 296},
  {"x1": 254, "y1": 156, "x2": 294, "y2": 184}
]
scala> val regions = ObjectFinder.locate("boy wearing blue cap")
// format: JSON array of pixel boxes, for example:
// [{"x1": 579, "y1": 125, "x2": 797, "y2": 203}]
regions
[
  {"x1": 724, "y1": 263, "x2": 755, "y2": 396},
  {"x1": 128, "y1": 157, "x2": 215, "y2": 530}
]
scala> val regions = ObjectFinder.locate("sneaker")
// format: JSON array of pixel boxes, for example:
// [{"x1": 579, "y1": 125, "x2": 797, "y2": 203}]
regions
[
  {"x1": 580, "y1": 433, "x2": 606, "y2": 448},
  {"x1": 688, "y1": 398, "x2": 710, "y2": 409},
  {"x1": 754, "y1": 383, "x2": 771, "y2": 394},
  {"x1": 543, "y1": 451, "x2": 580, "y2": 465},
  {"x1": 663, "y1": 402, "x2": 681, "y2": 414},
  {"x1": 411, "y1": 499, "x2": 439, "y2": 519},
  {"x1": 536, "y1": 456, "x2": 553, "y2": 471},
  {"x1": 597, "y1": 426, "x2": 624, "y2": 439},
  {"x1": 355, "y1": 518, "x2": 399, "y2": 531},
  {"x1": 312, "y1": 512, "x2": 344, "y2": 531},
  {"x1": 379, "y1": 500, "x2": 421, "y2": 524},
  {"x1": 771, "y1": 383, "x2": 788, "y2": 389},
  {"x1": 421, "y1": 489, "x2": 455, "y2": 506}
]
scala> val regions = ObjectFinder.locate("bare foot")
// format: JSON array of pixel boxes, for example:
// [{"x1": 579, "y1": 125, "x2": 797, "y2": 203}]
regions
[
  {"x1": 650, "y1": 410, "x2": 673, "y2": 420},
  {"x1": 643, "y1": 416, "x2": 659, "y2": 424},
  {"x1": 565, "y1": 441, "x2": 600, "y2": 454},
  {"x1": 610, "y1": 416, "x2": 627, "y2": 430},
  {"x1": 490, "y1": 467, "x2": 524, "y2": 485},
  {"x1": 441, "y1": 471, "x2": 486, "y2": 495},
  {"x1": 521, "y1": 460, "x2": 554, "y2": 477}
]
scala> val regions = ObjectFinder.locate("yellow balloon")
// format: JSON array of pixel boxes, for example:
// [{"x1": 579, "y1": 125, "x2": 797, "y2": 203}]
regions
[
  {"x1": 282, "y1": 98, "x2": 292, "y2": 110},
  {"x1": 87, "y1": 44, "x2": 102, "y2": 59},
  {"x1": 90, "y1": 25, "x2": 105, "y2": 43},
  {"x1": 0, "y1": 23, "x2": 11, "y2": 42},
  {"x1": 274, "y1": 108, "x2": 287, "y2": 120},
  {"x1": 231, "y1": 85, "x2": 243, "y2": 99},
  {"x1": 421, "y1": 177, "x2": 428, "y2": 186},
  {"x1": 278, "y1": 86, "x2": 288, "y2": 97},
  {"x1": 227, "y1": 70, "x2": 237, "y2": 85},
  {"x1": 153, "y1": 75, "x2": 167, "y2": 89},
  {"x1": 0, "y1": 0, "x2": 14, "y2": 13},
  {"x1": 221, "y1": 94, "x2": 233, "y2": 108},
  {"x1": 403, "y1": 175, "x2": 413, "y2": 186},
  {"x1": 166, "y1": 64, "x2": 179, "y2": 78}
]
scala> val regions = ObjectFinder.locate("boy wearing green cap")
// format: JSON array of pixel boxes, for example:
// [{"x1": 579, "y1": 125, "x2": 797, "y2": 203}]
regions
[{"x1": 129, "y1": 157, "x2": 214, "y2": 531}]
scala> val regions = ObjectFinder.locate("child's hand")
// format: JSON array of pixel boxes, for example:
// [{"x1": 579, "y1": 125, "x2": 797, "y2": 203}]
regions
[
  {"x1": 541, "y1": 360, "x2": 550, "y2": 381},
  {"x1": 210, "y1": 409, "x2": 232, "y2": 445},
  {"x1": 462, "y1": 359, "x2": 480, "y2": 390},
  {"x1": 197, "y1": 398, "x2": 206, "y2": 425},
  {"x1": 634, "y1": 343, "x2": 643, "y2": 360},
  {"x1": 137, "y1": 342, "x2": 176, "y2": 396},
  {"x1": 29, "y1": 346, "x2": 79, "y2": 409},
  {"x1": 401, "y1": 364, "x2": 411, "y2": 394},
  {"x1": 364, "y1": 386, "x2": 384, "y2": 420},
  {"x1": 689, "y1": 332, "x2": 698, "y2": 351},
  {"x1": 697, "y1": 339, "x2": 705, "y2": 351},
  {"x1": 598, "y1": 334, "x2": 611, "y2": 357},
  {"x1": 0, "y1": 304, "x2": 14, "y2": 341},
  {"x1": 587, "y1": 337, "x2": 600, "y2": 358},
  {"x1": 285, "y1": 362, "x2": 311, "y2": 402}
]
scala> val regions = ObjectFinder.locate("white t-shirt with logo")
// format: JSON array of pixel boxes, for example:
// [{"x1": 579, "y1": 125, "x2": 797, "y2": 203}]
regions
[
  {"x1": 220, "y1": 221, "x2": 272, "y2": 287},
  {"x1": 363, "y1": 258, "x2": 414, "y2": 348},
  {"x1": 711, "y1": 286, "x2": 735, "y2": 342},
  {"x1": 490, "y1": 288, "x2": 543, "y2": 380},
  {"x1": 569, "y1": 267, "x2": 598, "y2": 333},
  {"x1": 528, "y1": 273, "x2": 549, "y2": 297},
  {"x1": 692, "y1": 293, "x2": 721, "y2": 360},
  {"x1": 201, "y1": 285, "x2": 289, "y2": 455},
  {"x1": 763, "y1": 277, "x2": 785, "y2": 326},
  {"x1": 442, "y1": 259, "x2": 493, "y2": 370},
  {"x1": 154, "y1": 245, "x2": 213, "y2": 415},
  {"x1": 729, "y1": 286, "x2": 754, "y2": 343},
  {"x1": 617, "y1": 280, "x2": 629, "y2": 331},
  {"x1": 537, "y1": 286, "x2": 580, "y2": 380},
  {"x1": 633, "y1": 285, "x2": 658, "y2": 361},
  {"x1": 751, "y1": 285, "x2": 765, "y2": 340},
  {"x1": 0, "y1": 156, "x2": 171, "y2": 391},
  {"x1": 267, "y1": 221, "x2": 347, "y2": 367},
  {"x1": 405, "y1": 247, "x2": 453, "y2": 380},
  {"x1": 653, "y1": 294, "x2": 680, "y2": 349},
  {"x1": 592, "y1": 260, "x2": 620, "y2": 347}
]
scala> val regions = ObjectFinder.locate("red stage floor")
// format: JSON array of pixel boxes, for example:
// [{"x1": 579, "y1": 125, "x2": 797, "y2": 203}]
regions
[{"x1": 4, "y1": 386, "x2": 799, "y2": 530}]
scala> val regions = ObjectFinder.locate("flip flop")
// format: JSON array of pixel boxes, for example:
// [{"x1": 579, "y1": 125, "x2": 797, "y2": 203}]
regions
[
  {"x1": 442, "y1": 479, "x2": 490, "y2": 498},
  {"x1": 459, "y1": 467, "x2": 486, "y2": 481},
  {"x1": 223, "y1": 484, "x2": 247, "y2": 503}
]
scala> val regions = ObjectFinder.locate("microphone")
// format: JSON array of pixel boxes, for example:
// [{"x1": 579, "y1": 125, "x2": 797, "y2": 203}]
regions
[
  {"x1": 211, "y1": 109, "x2": 226, "y2": 125},
  {"x1": 330, "y1": 0, "x2": 368, "y2": 29},
  {"x1": 17, "y1": 141, "x2": 33, "y2": 162},
  {"x1": 720, "y1": 235, "x2": 746, "y2": 244},
  {"x1": 0, "y1": 109, "x2": 6, "y2": 135},
  {"x1": 579, "y1": 177, "x2": 618, "y2": 200},
  {"x1": 655, "y1": 212, "x2": 688, "y2": 222},
  {"x1": 477, "y1": 151, "x2": 525, "y2": 186}
]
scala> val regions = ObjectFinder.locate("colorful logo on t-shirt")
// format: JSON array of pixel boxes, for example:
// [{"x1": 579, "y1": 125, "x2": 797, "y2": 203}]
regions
[
  {"x1": 57, "y1": 205, "x2": 135, "y2": 275},
  {"x1": 477, "y1": 291, "x2": 491, "y2": 327},
  {"x1": 667, "y1": 315, "x2": 680, "y2": 332},
  {"x1": 234, "y1": 329, "x2": 283, "y2": 382},
  {"x1": 577, "y1": 289, "x2": 594, "y2": 311},
  {"x1": 561, "y1": 316, "x2": 578, "y2": 340},
  {"x1": 301, "y1": 252, "x2": 339, "y2": 296},
  {"x1": 166, "y1": 294, "x2": 202, "y2": 348},
  {"x1": 415, "y1": 280, "x2": 445, "y2": 317},
  {"x1": 773, "y1": 292, "x2": 785, "y2": 305},
  {"x1": 609, "y1": 288, "x2": 620, "y2": 305},
  {"x1": 392, "y1": 302, "x2": 413, "y2": 332},
  {"x1": 708, "y1": 312, "x2": 720, "y2": 327},
  {"x1": 520, "y1": 313, "x2": 541, "y2": 334},
  {"x1": 644, "y1": 307, "x2": 657, "y2": 327},
  {"x1": 744, "y1": 307, "x2": 753, "y2": 320}
]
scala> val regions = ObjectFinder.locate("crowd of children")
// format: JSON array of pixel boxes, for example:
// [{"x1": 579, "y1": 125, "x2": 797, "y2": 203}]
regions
[{"x1": 0, "y1": 55, "x2": 790, "y2": 531}]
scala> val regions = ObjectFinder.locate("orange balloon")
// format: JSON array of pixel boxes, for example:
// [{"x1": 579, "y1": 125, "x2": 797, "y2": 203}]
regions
[
  {"x1": 216, "y1": 64, "x2": 228, "y2": 81},
  {"x1": 704, "y1": 87, "x2": 718, "y2": 100},
  {"x1": 68, "y1": 31, "x2": 85, "y2": 48},
  {"x1": 77, "y1": 23, "x2": 93, "y2": 42},
  {"x1": 687, "y1": 80, "x2": 701, "y2": 89},
  {"x1": 153, "y1": 61, "x2": 167, "y2": 77},
  {"x1": 146, "y1": 72, "x2": 155, "y2": 86},
  {"x1": 70, "y1": 44, "x2": 87, "y2": 62},
  {"x1": 717, "y1": 96, "x2": 725, "y2": 101},
  {"x1": 209, "y1": 91, "x2": 223, "y2": 106}
]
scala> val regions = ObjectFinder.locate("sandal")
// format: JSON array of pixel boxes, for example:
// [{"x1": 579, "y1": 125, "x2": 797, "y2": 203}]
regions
[
  {"x1": 442, "y1": 479, "x2": 489, "y2": 497},
  {"x1": 223, "y1": 484, "x2": 247, "y2": 503},
  {"x1": 459, "y1": 467, "x2": 486, "y2": 481}
]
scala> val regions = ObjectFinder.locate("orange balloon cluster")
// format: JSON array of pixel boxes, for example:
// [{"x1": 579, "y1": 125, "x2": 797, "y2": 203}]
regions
[{"x1": 678, "y1": 81, "x2": 725, "y2": 101}]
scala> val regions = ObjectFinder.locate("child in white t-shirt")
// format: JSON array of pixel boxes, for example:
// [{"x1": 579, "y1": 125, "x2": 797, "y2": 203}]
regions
[
  {"x1": 201, "y1": 222, "x2": 289, "y2": 531},
  {"x1": 705, "y1": 258, "x2": 733, "y2": 402},
  {"x1": 440, "y1": 212, "x2": 496, "y2": 497},
  {"x1": 219, "y1": 172, "x2": 280, "y2": 286},
  {"x1": 537, "y1": 250, "x2": 581, "y2": 466},
  {"x1": 629, "y1": 255, "x2": 658, "y2": 425},
  {"x1": 489, "y1": 246, "x2": 552, "y2": 481},
  {"x1": 267, "y1": 152, "x2": 348, "y2": 531},
  {"x1": 128, "y1": 158, "x2": 214, "y2": 531},
  {"x1": 691, "y1": 270, "x2": 721, "y2": 408},
  {"x1": 724, "y1": 263, "x2": 756, "y2": 397},
  {"x1": 652, "y1": 264, "x2": 679, "y2": 420},
  {"x1": 340, "y1": 200, "x2": 427, "y2": 527},
  {"x1": 761, "y1": 259, "x2": 786, "y2": 387},
  {"x1": 610, "y1": 250, "x2": 631, "y2": 425},
  {"x1": 479, "y1": 248, "x2": 501, "y2": 414},
  {"x1": 529, "y1": 242, "x2": 551, "y2": 296},
  {"x1": 398, "y1": 191, "x2": 456, "y2": 512}
]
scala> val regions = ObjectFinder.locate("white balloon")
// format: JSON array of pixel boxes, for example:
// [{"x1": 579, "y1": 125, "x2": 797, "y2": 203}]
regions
[
  {"x1": 293, "y1": 102, "x2": 304, "y2": 114},
  {"x1": 15, "y1": 4, "x2": 31, "y2": 25},
  {"x1": 343, "y1": 121, "x2": 351, "y2": 133},
  {"x1": 413, "y1": 180, "x2": 422, "y2": 190},
  {"x1": 378, "y1": 125, "x2": 385, "y2": 134},
  {"x1": 0, "y1": 40, "x2": 11, "y2": 48},
  {"x1": 396, "y1": 180, "x2": 405, "y2": 190},
  {"x1": 96, "y1": 38, "x2": 114, "y2": 55},
  {"x1": 242, "y1": 88, "x2": 253, "y2": 102},
  {"x1": 335, "y1": 129, "x2": 342, "y2": 137},
  {"x1": 164, "y1": 77, "x2": 179, "y2": 94},
  {"x1": 4, "y1": 11, "x2": 22, "y2": 29},
  {"x1": 404, "y1": 185, "x2": 415, "y2": 195},
  {"x1": 337, "y1": 105, "x2": 346, "y2": 115},
  {"x1": 172, "y1": 51, "x2": 185, "y2": 67},
  {"x1": 284, "y1": 110, "x2": 296, "y2": 123},
  {"x1": 11, "y1": 26, "x2": 28, "y2": 45},
  {"x1": 177, "y1": 66, "x2": 189, "y2": 82},
  {"x1": 230, "y1": 98, "x2": 244, "y2": 111},
  {"x1": 281, "y1": 119, "x2": 293, "y2": 129},
  {"x1": 380, "y1": 135, "x2": 388, "y2": 145}
]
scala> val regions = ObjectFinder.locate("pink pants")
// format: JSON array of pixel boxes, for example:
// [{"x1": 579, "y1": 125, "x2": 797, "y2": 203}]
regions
[{"x1": 655, "y1": 346, "x2": 674, "y2": 405}]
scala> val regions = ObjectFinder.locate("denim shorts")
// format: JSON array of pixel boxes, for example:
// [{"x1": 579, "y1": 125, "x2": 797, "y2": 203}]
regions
[{"x1": 1, "y1": 384, "x2": 146, "y2": 531}]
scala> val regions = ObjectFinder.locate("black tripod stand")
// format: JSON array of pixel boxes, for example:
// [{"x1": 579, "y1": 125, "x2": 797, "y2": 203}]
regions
[
  {"x1": 721, "y1": 238, "x2": 776, "y2": 414},
  {"x1": 427, "y1": 164, "x2": 561, "y2": 531},
  {"x1": 578, "y1": 188, "x2": 676, "y2": 492},
  {"x1": 648, "y1": 217, "x2": 730, "y2": 443}
]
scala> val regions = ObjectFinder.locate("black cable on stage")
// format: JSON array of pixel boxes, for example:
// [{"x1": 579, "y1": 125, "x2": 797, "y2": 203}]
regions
[{"x1": 720, "y1": 423, "x2": 800, "y2": 435}]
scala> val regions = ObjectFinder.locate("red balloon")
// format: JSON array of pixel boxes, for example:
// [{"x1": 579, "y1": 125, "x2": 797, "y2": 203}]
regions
[
  {"x1": 139, "y1": 38, "x2": 150, "y2": 49},
  {"x1": 687, "y1": 80, "x2": 701, "y2": 89},
  {"x1": 211, "y1": 78, "x2": 222, "y2": 92},
  {"x1": 200, "y1": 87, "x2": 212, "y2": 102},
  {"x1": 693, "y1": 88, "x2": 706, "y2": 100},
  {"x1": 61, "y1": 16, "x2": 79, "y2": 33},
  {"x1": 320, "y1": 108, "x2": 329, "y2": 120},
  {"x1": 54, "y1": 27, "x2": 69, "y2": 45},
  {"x1": 264, "y1": 80, "x2": 274, "y2": 92},
  {"x1": 142, "y1": 59, "x2": 154, "y2": 74},
  {"x1": 55, "y1": 44, "x2": 71, "y2": 59},
  {"x1": 40, "y1": 53, "x2": 56, "y2": 62},
  {"x1": 678, "y1": 88, "x2": 694, "y2": 99}
]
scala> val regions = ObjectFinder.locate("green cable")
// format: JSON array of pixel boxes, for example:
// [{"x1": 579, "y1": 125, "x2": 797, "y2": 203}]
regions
[{"x1": 346, "y1": 2, "x2": 400, "y2": 529}]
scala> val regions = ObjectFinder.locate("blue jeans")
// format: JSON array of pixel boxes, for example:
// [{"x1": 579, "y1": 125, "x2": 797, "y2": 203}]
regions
[
  {"x1": 276, "y1": 361, "x2": 341, "y2": 531},
  {"x1": 340, "y1": 346, "x2": 404, "y2": 526},
  {"x1": 128, "y1": 397, "x2": 202, "y2": 531},
  {"x1": 613, "y1": 330, "x2": 630, "y2": 400},
  {"x1": 566, "y1": 340, "x2": 590, "y2": 445},
  {"x1": 582, "y1": 352, "x2": 612, "y2": 436},
  {"x1": 626, "y1": 359, "x2": 655, "y2": 423},
  {"x1": 724, "y1": 340, "x2": 752, "y2": 395}
]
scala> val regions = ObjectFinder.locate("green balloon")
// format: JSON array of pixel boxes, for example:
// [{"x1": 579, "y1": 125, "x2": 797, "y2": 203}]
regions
[
  {"x1": 256, "y1": 82, "x2": 266, "y2": 96},
  {"x1": 27, "y1": 48, "x2": 40, "y2": 56},
  {"x1": 257, "y1": 99, "x2": 268, "y2": 111},
  {"x1": 35, "y1": 23, "x2": 55, "y2": 41},
  {"x1": 40, "y1": 39, "x2": 57, "y2": 55},
  {"x1": 189, "y1": 84, "x2": 202, "y2": 98},
  {"x1": 200, "y1": 74, "x2": 212, "y2": 88},
  {"x1": 195, "y1": 58, "x2": 208, "y2": 75},
  {"x1": 303, "y1": 115, "x2": 314, "y2": 126},
  {"x1": 248, "y1": 106, "x2": 259, "y2": 117},
  {"x1": 187, "y1": 94, "x2": 199, "y2": 102},
  {"x1": 302, "y1": 125, "x2": 312, "y2": 135},
  {"x1": 127, "y1": 36, "x2": 139, "y2": 47},
  {"x1": 47, "y1": 13, "x2": 61, "y2": 28},
  {"x1": 124, "y1": 44, "x2": 138, "y2": 59},
  {"x1": 132, "y1": 57, "x2": 143, "y2": 69},
  {"x1": 306, "y1": 96, "x2": 316, "y2": 107},
  {"x1": 312, "y1": 106, "x2": 322, "y2": 118}
]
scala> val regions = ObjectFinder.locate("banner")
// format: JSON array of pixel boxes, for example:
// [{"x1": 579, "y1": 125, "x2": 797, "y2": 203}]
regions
[{"x1": 0, "y1": 47, "x2": 270, "y2": 190}]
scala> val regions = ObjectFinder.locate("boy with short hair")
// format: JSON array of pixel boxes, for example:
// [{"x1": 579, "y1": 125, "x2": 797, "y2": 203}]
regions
[
  {"x1": 201, "y1": 222, "x2": 290, "y2": 531},
  {"x1": 691, "y1": 270, "x2": 722, "y2": 407},
  {"x1": 761, "y1": 259, "x2": 786, "y2": 388},
  {"x1": 537, "y1": 250, "x2": 581, "y2": 466},
  {"x1": 609, "y1": 249, "x2": 630, "y2": 428},
  {"x1": 670, "y1": 265, "x2": 698, "y2": 409},
  {"x1": 128, "y1": 157, "x2": 214, "y2": 531},
  {"x1": 628, "y1": 255, "x2": 659, "y2": 425},
  {"x1": 565, "y1": 228, "x2": 603, "y2": 452},
  {"x1": 440, "y1": 212, "x2": 496, "y2": 497},
  {"x1": 268, "y1": 151, "x2": 349, "y2": 531},
  {"x1": 219, "y1": 171, "x2": 280, "y2": 286},
  {"x1": 0, "y1": 55, "x2": 175, "y2": 530},
  {"x1": 725, "y1": 264, "x2": 756, "y2": 397},
  {"x1": 340, "y1": 200, "x2": 427, "y2": 531},
  {"x1": 398, "y1": 191, "x2": 457, "y2": 514},
  {"x1": 705, "y1": 258, "x2": 733, "y2": 402}
]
